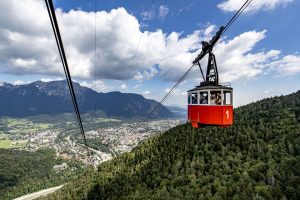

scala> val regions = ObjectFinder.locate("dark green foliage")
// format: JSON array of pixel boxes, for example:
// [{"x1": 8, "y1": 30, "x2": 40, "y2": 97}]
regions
[
  {"x1": 0, "y1": 148, "x2": 83, "y2": 200},
  {"x1": 82, "y1": 138, "x2": 111, "y2": 154},
  {"x1": 43, "y1": 91, "x2": 300, "y2": 199}
]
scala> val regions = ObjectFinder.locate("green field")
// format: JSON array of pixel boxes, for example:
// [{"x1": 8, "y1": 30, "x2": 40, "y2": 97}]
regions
[
  {"x1": 0, "y1": 140, "x2": 12, "y2": 148},
  {"x1": 0, "y1": 139, "x2": 27, "y2": 149},
  {"x1": 4, "y1": 118, "x2": 30, "y2": 127},
  {"x1": 35, "y1": 123, "x2": 52, "y2": 129},
  {"x1": 0, "y1": 117, "x2": 52, "y2": 135}
]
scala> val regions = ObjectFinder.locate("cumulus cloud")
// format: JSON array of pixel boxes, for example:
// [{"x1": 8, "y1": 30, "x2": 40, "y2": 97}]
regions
[
  {"x1": 120, "y1": 83, "x2": 127, "y2": 90},
  {"x1": 268, "y1": 54, "x2": 300, "y2": 76},
  {"x1": 212, "y1": 30, "x2": 300, "y2": 82},
  {"x1": 143, "y1": 90, "x2": 150, "y2": 95},
  {"x1": 218, "y1": 0, "x2": 293, "y2": 13},
  {"x1": 12, "y1": 80, "x2": 25, "y2": 85},
  {"x1": 204, "y1": 25, "x2": 217, "y2": 37},
  {"x1": 0, "y1": 0, "x2": 299, "y2": 85},
  {"x1": 79, "y1": 80, "x2": 108, "y2": 92},
  {"x1": 133, "y1": 66, "x2": 159, "y2": 82},
  {"x1": 164, "y1": 88, "x2": 171, "y2": 93},
  {"x1": 40, "y1": 77, "x2": 64, "y2": 82},
  {"x1": 214, "y1": 30, "x2": 270, "y2": 82},
  {"x1": 0, "y1": 0, "x2": 201, "y2": 82},
  {"x1": 0, "y1": 0, "x2": 62, "y2": 76}
]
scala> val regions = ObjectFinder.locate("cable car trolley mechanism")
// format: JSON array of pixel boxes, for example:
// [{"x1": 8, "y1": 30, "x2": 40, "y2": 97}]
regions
[{"x1": 187, "y1": 26, "x2": 233, "y2": 128}]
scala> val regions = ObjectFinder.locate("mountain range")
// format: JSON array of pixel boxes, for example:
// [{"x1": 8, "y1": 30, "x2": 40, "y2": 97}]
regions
[{"x1": 0, "y1": 80, "x2": 174, "y2": 118}]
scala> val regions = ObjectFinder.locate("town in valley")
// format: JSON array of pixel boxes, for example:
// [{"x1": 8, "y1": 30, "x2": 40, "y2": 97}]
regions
[{"x1": 0, "y1": 116, "x2": 184, "y2": 167}]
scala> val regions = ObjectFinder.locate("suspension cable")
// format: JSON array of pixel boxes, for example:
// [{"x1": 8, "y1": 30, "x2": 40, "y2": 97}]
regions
[
  {"x1": 94, "y1": 0, "x2": 97, "y2": 114},
  {"x1": 138, "y1": 63, "x2": 195, "y2": 128},
  {"x1": 223, "y1": 0, "x2": 253, "y2": 34},
  {"x1": 137, "y1": 0, "x2": 253, "y2": 127},
  {"x1": 45, "y1": 0, "x2": 88, "y2": 148}
]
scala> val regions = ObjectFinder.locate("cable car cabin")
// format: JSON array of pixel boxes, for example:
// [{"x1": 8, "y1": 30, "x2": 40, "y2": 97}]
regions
[{"x1": 187, "y1": 85, "x2": 233, "y2": 128}]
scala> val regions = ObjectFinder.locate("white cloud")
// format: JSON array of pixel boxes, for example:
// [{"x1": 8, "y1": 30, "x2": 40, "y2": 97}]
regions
[
  {"x1": 214, "y1": 30, "x2": 270, "y2": 82},
  {"x1": 211, "y1": 30, "x2": 300, "y2": 82},
  {"x1": 142, "y1": 5, "x2": 169, "y2": 21},
  {"x1": 164, "y1": 88, "x2": 171, "y2": 93},
  {"x1": 14, "y1": 58, "x2": 37, "y2": 67},
  {"x1": 157, "y1": 24, "x2": 284, "y2": 84},
  {"x1": 159, "y1": 5, "x2": 169, "y2": 19},
  {"x1": 133, "y1": 66, "x2": 159, "y2": 82},
  {"x1": 204, "y1": 25, "x2": 217, "y2": 38},
  {"x1": 143, "y1": 90, "x2": 150, "y2": 95},
  {"x1": 218, "y1": 0, "x2": 293, "y2": 13},
  {"x1": 268, "y1": 54, "x2": 300, "y2": 76},
  {"x1": 120, "y1": 83, "x2": 127, "y2": 90},
  {"x1": 0, "y1": 0, "x2": 201, "y2": 82},
  {"x1": 141, "y1": 10, "x2": 155, "y2": 21},
  {"x1": 12, "y1": 80, "x2": 25, "y2": 85},
  {"x1": 40, "y1": 77, "x2": 64, "y2": 82},
  {"x1": 0, "y1": 0, "x2": 298, "y2": 86},
  {"x1": 79, "y1": 80, "x2": 108, "y2": 92}
]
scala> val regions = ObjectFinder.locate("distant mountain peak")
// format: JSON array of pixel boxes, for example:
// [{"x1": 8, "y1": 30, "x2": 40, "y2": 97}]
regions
[
  {"x1": 0, "y1": 81, "x2": 14, "y2": 88},
  {"x1": 0, "y1": 79, "x2": 174, "y2": 118}
]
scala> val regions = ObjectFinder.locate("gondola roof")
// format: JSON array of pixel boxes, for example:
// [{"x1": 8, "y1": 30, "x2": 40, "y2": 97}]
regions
[{"x1": 188, "y1": 85, "x2": 232, "y2": 92}]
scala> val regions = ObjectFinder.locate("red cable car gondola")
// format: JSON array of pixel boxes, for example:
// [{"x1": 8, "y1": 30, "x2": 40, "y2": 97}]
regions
[{"x1": 187, "y1": 27, "x2": 233, "y2": 128}]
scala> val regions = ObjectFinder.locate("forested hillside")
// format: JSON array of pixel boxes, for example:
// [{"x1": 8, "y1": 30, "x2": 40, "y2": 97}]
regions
[
  {"x1": 0, "y1": 149, "x2": 83, "y2": 200},
  {"x1": 42, "y1": 91, "x2": 300, "y2": 199}
]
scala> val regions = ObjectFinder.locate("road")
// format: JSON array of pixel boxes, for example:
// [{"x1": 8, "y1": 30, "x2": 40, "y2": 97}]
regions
[{"x1": 13, "y1": 185, "x2": 64, "y2": 200}]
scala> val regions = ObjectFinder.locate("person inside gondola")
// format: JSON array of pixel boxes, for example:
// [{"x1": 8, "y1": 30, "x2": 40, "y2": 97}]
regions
[
  {"x1": 200, "y1": 92, "x2": 208, "y2": 104},
  {"x1": 210, "y1": 93, "x2": 216, "y2": 105},
  {"x1": 210, "y1": 91, "x2": 222, "y2": 105},
  {"x1": 216, "y1": 92, "x2": 221, "y2": 105},
  {"x1": 192, "y1": 93, "x2": 198, "y2": 104}
]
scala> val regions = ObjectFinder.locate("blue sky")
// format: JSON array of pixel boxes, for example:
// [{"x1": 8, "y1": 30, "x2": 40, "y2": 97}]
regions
[{"x1": 0, "y1": 0, "x2": 299, "y2": 107}]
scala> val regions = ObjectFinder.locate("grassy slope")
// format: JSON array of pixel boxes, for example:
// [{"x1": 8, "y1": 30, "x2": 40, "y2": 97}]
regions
[{"x1": 43, "y1": 91, "x2": 300, "y2": 200}]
